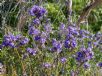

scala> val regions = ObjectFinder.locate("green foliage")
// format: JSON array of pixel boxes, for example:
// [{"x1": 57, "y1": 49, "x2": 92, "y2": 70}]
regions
[
  {"x1": 0, "y1": 1, "x2": 102, "y2": 76},
  {"x1": 0, "y1": 0, "x2": 19, "y2": 27},
  {"x1": 45, "y1": 3, "x2": 67, "y2": 28},
  {"x1": 89, "y1": 8, "x2": 102, "y2": 33}
]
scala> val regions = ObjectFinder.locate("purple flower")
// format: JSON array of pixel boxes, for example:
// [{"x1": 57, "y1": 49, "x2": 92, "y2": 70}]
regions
[
  {"x1": 76, "y1": 51, "x2": 85, "y2": 62},
  {"x1": 27, "y1": 47, "x2": 37, "y2": 56},
  {"x1": 83, "y1": 62, "x2": 90, "y2": 69},
  {"x1": 44, "y1": 24, "x2": 52, "y2": 33},
  {"x1": 32, "y1": 50, "x2": 37, "y2": 56},
  {"x1": 59, "y1": 23, "x2": 65, "y2": 31},
  {"x1": 43, "y1": 63, "x2": 51, "y2": 68},
  {"x1": 60, "y1": 57, "x2": 67, "y2": 63},
  {"x1": 15, "y1": 34, "x2": 22, "y2": 40},
  {"x1": 33, "y1": 18, "x2": 40, "y2": 25},
  {"x1": 85, "y1": 49, "x2": 94, "y2": 60},
  {"x1": 3, "y1": 34, "x2": 14, "y2": 42},
  {"x1": 29, "y1": 5, "x2": 47, "y2": 18},
  {"x1": 71, "y1": 39, "x2": 77, "y2": 48},
  {"x1": 0, "y1": 45, "x2": 3, "y2": 50},
  {"x1": 80, "y1": 46, "x2": 86, "y2": 51},
  {"x1": 27, "y1": 48, "x2": 33, "y2": 53},
  {"x1": 41, "y1": 32, "x2": 47, "y2": 38},
  {"x1": 51, "y1": 39, "x2": 62, "y2": 53},
  {"x1": 64, "y1": 39, "x2": 70, "y2": 48},
  {"x1": 76, "y1": 47, "x2": 94, "y2": 63},
  {"x1": 79, "y1": 30, "x2": 86, "y2": 38},
  {"x1": 20, "y1": 37, "x2": 29, "y2": 45},
  {"x1": 40, "y1": 32, "x2": 47, "y2": 44},
  {"x1": 66, "y1": 33, "x2": 74, "y2": 39},
  {"x1": 28, "y1": 26, "x2": 40, "y2": 35},
  {"x1": 29, "y1": 5, "x2": 40, "y2": 16},
  {"x1": 40, "y1": 38, "x2": 46, "y2": 44},
  {"x1": 52, "y1": 39, "x2": 57, "y2": 47},
  {"x1": 34, "y1": 35, "x2": 41, "y2": 41},
  {"x1": 8, "y1": 42, "x2": 15, "y2": 48},
  {"x1": 88, "y1": 41, "x2": 92, "y2": 47},
  {"x1": 2, "y1": 34, "x2": 17, "y2": 48},
  {"x1": 97, "y1": 62, "x2": 102, "y2": 68},
  {"x1": 68, "y1": 26, "x2": 78, "y2": 35}
]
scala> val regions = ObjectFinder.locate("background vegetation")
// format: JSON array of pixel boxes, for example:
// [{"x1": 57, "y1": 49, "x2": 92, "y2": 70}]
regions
[{"x1": 0, "y1": 0, "x2": 102, "y2": 76}]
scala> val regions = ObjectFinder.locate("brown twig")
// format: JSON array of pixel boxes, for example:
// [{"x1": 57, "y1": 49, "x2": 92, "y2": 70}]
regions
[
  {"x1": 16, "y1": 0, "x2": 28, "y2": 32},
  {"x1": 66, "y1": 0, "x2": 72, "y2": 24},
  {"x1": 76, "y1": 0, "x2": 102, "y2": 27}
]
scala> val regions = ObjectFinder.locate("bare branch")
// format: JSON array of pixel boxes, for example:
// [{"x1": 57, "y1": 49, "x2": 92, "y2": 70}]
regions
[
  {"x1": 76, "y1": 0, "x2": 102, "y2": 27},
  {"x1": 16, "y1": 0, "x2": 27, "y2": 31},
  {"x1": 66, "y1": 0, "x2": 72, "y2": 24}
]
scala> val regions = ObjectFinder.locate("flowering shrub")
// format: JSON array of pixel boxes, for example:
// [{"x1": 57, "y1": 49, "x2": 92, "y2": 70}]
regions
[{"x1": 0, "y1": 5, "x2": 102, "y2": 76}]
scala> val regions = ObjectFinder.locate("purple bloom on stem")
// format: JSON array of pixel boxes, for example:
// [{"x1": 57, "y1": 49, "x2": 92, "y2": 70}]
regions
[
  {"x1": 68, "y1": 26, "x2": 77, "y2": 34},
  {"x1": 32, "y1": 50, "x2": 37, "y2": 56},
  {"x1": 28, "y1": 26, "x2": 40, "y2": 35},
  {"x1": 33, "y1": 29, "x2": 40, "y2": 35},
  {"x1": 15, "y1": 34, "x2": 22, "y2": 40},
  {"x1": 29, "y1": 5, "x2": 47, "y2": 18},
  {"x1": 60, "y1": 57, "x2": 67, "y2": 63},
  {"x1": 52, "y1": 39, "x2": 57, "y2": 47},
  {"x1": 3, "y1": 34, "x2": 14, "y2": 42},
  {"x1": 83, "y1": 62, "x2": 90, "y2": 69},
  {"x1": 79, "y1": 30, "x2": 86, "y2": 38},
  {"x1": 85, "y1": 49, "x2": 94, "y2": 60},
  {"x1": 76, "y1": 51, "x2": 85, "y2": 62},
  {"x1": 27, "y1": 47, "x2": 37, "y2": 56},
  {"x1": 88, "y1": 41, "x2": 92, "y2": 47},
  {"x1": 64, "y1": 39, "x2": 70, "y2": 48},
  {"x1": 29, "y1": 5, "x2": 40, "y2": 16},
  {"x1": 34, "y1": 35, "x2": 41, "y2": 41},
  {"x1": 59, "y1": 23, "x2": 65, "y2": 31},
  {"x1": 97, "y1": 62, "x2": 102, "y2": 68},
  {"x1": 20, "y1": 37, "x2": 29, "y2": 45},
  {"x1": 43, "y1": 63, "x2": 51, "y2": 68},
  {"x1": 80, "y1": 46, "x2": 86, "y2": 51},
  {"x1": 2, "y1": 34, "x2": 17, "y2": 48},
  {"x1": 76, "y1": 47, "x2": 94, "y2": 63},
  {"x1": 40, "y1": 32, "x2": 47, "y2": 44},
  {"x1": 8, "y1": 42, "x2": 15, "y2": 48},
  {"x1": 51, "y1": 39, "x2": 62, "y2": 53},
  {"x1": 40, "y1": 38, "x2": 46, "y2": 44},
  {"x1": 66, "y1": 33, "x2": 74, "y2": 39},
  {"x1": 44, "y1": 24, "x2": 52, "y2": 33},
  {"x1": 27, "y1": 48, "x2": 33, "y2": 53},
  {"x1": 0, "y1": 45, "x2": 3, "y2": 50},
  {"x1": 33, "y1": 18, "x2": 40, "y2": 25},
  {"x1": 40, "y1": 7, "x2": 47, "y2": 15},
  {"x1": 71, "y1": 39, "x2": 77, "y2": 48}
]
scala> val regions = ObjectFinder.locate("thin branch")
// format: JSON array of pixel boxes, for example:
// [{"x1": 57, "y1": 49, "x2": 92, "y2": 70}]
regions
[
  {"x1": 76, "y1": 0, "x2": 102, "y2": 27},
  {"x1": 16, "y1": 0, "x2": 27, "y2": 32},
  {"x1": 66, "y1": 0, "x2": 72, "y2": 24}
]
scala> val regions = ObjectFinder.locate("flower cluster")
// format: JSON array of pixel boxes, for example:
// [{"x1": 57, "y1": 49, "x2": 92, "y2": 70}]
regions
[
  {"x1": 27, "y1": 47, "x2": 37, "y2": 56},
  {"x1": 50, "y1": 39, "x2": 63, "y2": 53},
  {"x1": 76, "y1": 47, "x2": 94, "y2": 63},
  {"x1": 29, "y1": 5, "x2": 47, "y2": 18},
  {"x1": 28, "y1": 26, "x2": 40, "y2": 35},
  {"x1": 63, "y1": 25, "x2": 79, "y2": 49},
  {"x1": 0, "y1": 33, "x2": 29, "y2": 48},
  {"x1": 0, "y1": 5, "x2": 102, "y2": 75}
]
